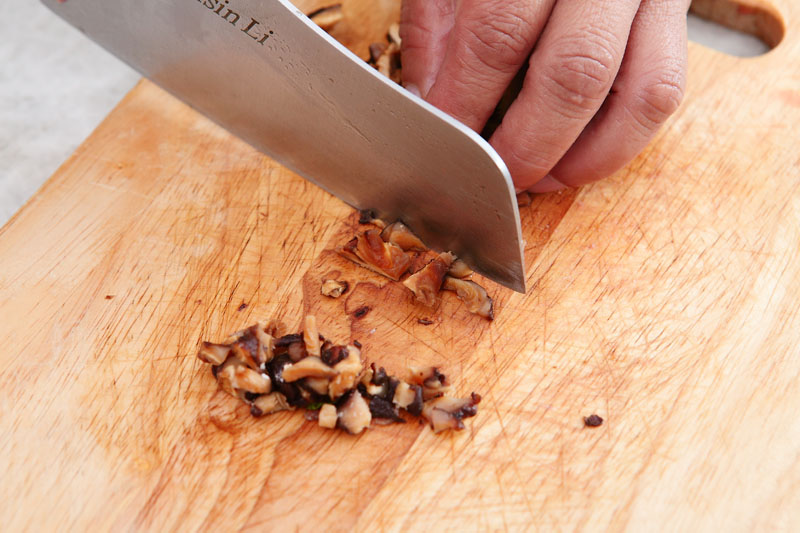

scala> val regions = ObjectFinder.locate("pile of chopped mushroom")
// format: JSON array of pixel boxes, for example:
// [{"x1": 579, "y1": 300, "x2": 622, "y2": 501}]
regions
[
  {"x1": 198, "y1": 315, "x2": 481, "y2": 434},
  {"x1": 336, "y1": 211, "x2": 495, "y2": 319}
]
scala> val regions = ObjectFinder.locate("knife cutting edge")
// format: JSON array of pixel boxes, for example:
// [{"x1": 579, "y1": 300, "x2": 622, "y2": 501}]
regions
[{"x1": 42, "y1": 0, "x2": 526, "y2": 292}]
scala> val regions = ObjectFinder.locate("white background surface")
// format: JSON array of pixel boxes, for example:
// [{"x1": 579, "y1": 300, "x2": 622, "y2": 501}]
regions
[{"x1": 0, "y1": 4, "x2": 770, "y2": 226}]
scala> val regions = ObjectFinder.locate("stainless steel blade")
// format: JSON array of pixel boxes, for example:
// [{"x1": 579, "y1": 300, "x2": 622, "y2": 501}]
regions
[{"x1": 42, "y1": 0, "x2": 526, "y2": 292}]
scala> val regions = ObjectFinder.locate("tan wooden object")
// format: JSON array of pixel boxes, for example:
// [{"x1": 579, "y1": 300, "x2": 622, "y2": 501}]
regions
[{"x1": 2, "y1": 0, "x2": 799, "y2": 530}]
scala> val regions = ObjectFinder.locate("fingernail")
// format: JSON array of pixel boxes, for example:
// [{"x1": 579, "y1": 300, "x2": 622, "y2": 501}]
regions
[
  {"x1": 404, "y1": 83, "x2": 421, "y2": 97},
  {"x1": 527, "y1": 175, "x2": 568, "y2": 194}
]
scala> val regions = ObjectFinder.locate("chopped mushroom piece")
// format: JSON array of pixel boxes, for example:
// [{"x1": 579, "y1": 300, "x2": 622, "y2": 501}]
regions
[
  {"x1": 232, "y1": 366, "x2": 272, "y2": 395},
  {"x1": 392, "y1": 381, "x2": 417, "y2": 409},
  {"x1": 375, "y1": 44, "x2": 402, "y2": 84},
  {"x1": 338, "y1": 230, "x2": 412, "y2": 281},
  {"x1": 321, "y1": 342, "x2": 348, "y2": 366},
  {"x1": 321, "y1": 279, "x2": 349, "y2": 298},
  {"x1": 216, "y1": 359, "x2": 272, "y2": 397},
  {"x1": 443, "y1": 276, "x2": 495, "y2": 320},
  {"x1": 303, "y1": 377, "x2": 331, "y2": 396},
  {"x1": 306, "y1": 4, "x2": 343, "y2": 32},
  {"x1": 408, "y1": 365, "x2": 450, "y2": 400},
  {"x1": 448, "y1": 259, "x2": 474, "y2": 280},
  {"x1": 303, "y1": 315, "x2": 321, "y2": 357},
  {"x1": 198, "y1": 342, "x2": 230, "y2": 366},
  {"x1": 369, "y1": 396, "x2": 404, "y2": 422},
  {"x1": 251, "y1": 392, "x2": 292, "y2": 417},
  {"x1": 281, "y1": 356, "x2": 338, "y2": 382},
  {"x1": 368, "y1": 42, "x2": 387, "y2": 65},
  {"x1": 387, "y1": 22, "x2": 401, "y2": 46},
  {"x1": 287, "y1": 341, "x2": 308, "y2": 363},
  {"x1": 403, "y1": 252, "x2": 455, "y2": 307},
  {"x1": 338, "y1": 391, "x2": 372, "y2": 435},
  {"x1": 318, "y1": 403, "x2": 338, "y2": 429},
  {"x1": 421, "y1": 394, "x2": 481, "y2": 433},
  {"x1": 328, "y1": 345, "x2": 363, "y2": 400},
  {"x1": 358, "y1": 209, "x2": 386, "y2": 228},
  {"x1": 380, "y1": 221, "x2": 428, "y2": 252}
]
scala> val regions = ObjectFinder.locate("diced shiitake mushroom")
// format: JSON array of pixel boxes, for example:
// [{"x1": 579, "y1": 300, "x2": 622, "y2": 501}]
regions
[
  {"x1": 215, "y1": 357, "x2": 272, "y2": 399},
  {"x1": 306, "y1": 4, "x2": 343, "y2": 32},
  {"x1": 337, "y1": 230, "x2": 412, "y2": 281},
  {"x1": 357, "y1": 209, "x2": 387, "y2": 229},
  {"x1": 303, "y1": 377, "x2": 332, "y2": 396},
  {"x1": 303, "y1": 315, "x2": 321, "y2": 357},
  {"x1": 447, "y1": 259, "x2": 474, "y2": 279},
  {"x1": 318, "y1": 403, "x2": 338, "y2": 429},
  {"x1": 443, "y1": 276, "x2": 495, "y2": 320},
  {"x1": 380, "y1": 221, "x2": 428, "y2": 252},
  {"x1": 281, "y1": 356, "x2": 338, "y2": 382},
  {"x1": 338, "y1": 391, "x2": 372, "y2": 435},
  {"x1": 321, "y1": 279, "x2": 349, "y2": 298},
  {"x1": 328, "y1": 345, "x2": 363, "y2": 400},
  {"x1": 403, "y1": 252, "x2": 455, "y2": 307},
  {"x1": 251, "y1": 392, "x2": 291, "y2": 417},
  {"x1": 392, "y1": 381, "x2": 424, "y2": 416},
  {"x1": 198, "y1": 342, "x2": 231, "y2": 366},
  {"x1": 421, "y1": 394, "x2": 481, "y2": 433},
  {"x1": 408, "y1": 365, "x2": 450, "y2": 400}
]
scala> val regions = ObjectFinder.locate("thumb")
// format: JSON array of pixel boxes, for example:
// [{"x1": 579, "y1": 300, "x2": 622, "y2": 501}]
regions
[{"x1": 400, "y1": 0, "x2": 456, "y2": 98}]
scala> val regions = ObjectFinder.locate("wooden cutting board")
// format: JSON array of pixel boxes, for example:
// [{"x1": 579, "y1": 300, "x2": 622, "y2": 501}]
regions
[{"x1": 3, "y1": 0, "x2": 800, "y2": 530}]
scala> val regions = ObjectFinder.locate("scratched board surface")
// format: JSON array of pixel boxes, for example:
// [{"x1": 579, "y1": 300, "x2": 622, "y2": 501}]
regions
[{"x1": 2, "y1": 0, "x2": 800, "y2": 530}]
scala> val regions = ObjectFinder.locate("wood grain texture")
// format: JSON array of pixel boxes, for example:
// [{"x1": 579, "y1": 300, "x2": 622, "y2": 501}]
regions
[{"x1": 2, "y1": 0, "x2": 800, "y2": 530}]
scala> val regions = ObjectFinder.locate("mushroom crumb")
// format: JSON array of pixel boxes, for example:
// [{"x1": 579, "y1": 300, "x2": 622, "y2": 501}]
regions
[
  {"x1": 448, "y1": 259, "x2": 474, "y2": 279},
  {"x1": 381, "y1": 221, "x2": 428, "y2": 252},
  {"x1": 584, "y1": 414, "x2": 604, "y2": 427},
  {"x1": 357, "y1": 209, "x2": 386, "y2": 228},
  {"x1": 337, "y1": 230, "x2": 412, "y2": 281},
  {"x1": 403, "y1": 252, "x2": 454, "y2": 307},
  {"x1": 318, "y1": 403, "x2": 338, "y2": 429},
  {"x1": 197, "y1": 316, "x2": 480, "y2": 435},
  {"x1": 442, "y1": 276, "x2": 495, "y2": 320},
  {"x1": 321, "y1": 279, "x2": 349, "y2": 298},
  {"x1": 306, "y1": 4, "x2": 343, "y2": 32}
]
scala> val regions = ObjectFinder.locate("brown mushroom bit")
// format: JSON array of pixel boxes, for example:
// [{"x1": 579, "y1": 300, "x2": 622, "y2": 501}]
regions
[
  {"x1": 443, "y1": 276, "x2": 495, "y2": 320},
  {"x1": 318, "y1": 403, "x2": 338, "y2": 429},
  {"x1": 421, "y1": 393, "x2": 481, "y2": 433},
  {"x1": 369, "y1": 23, "x2": 403, "y2": 83},
  {"x1": 403, "y1": 252, "x2": 455, "y2": 307},
  {"x1": 251, "y1": 392, "x2": 291, "y2": 417},
  {"x1": 338, "y1": 390, "x2": 372, "y2": 434},
  {"x1": 368, "y1": 42, "x2": 387, "y2": 65},
  {"x1": 198, "y1": 316, "x2": 480, "y2": 434},
  {"x1": 321, "y1": 279, "x2": 349, "y2": 298},
  {"x1": 337, "y1": 230, "x2": 412, "y2": 281},
  {"x1": 447, "y1": 259, "x2": 474, "y2": 280},
  {"x1": 306, "y1": 4, "x2": 343, "y2": 32},
  {"x1": 357, "y1": 209, "x2": 386, "y2": 229},
  {"x1": 380, "y1": 221, "x2": 428, "y2": 252},
  {"x1": 303, "y1": 315, "x2": 321, "y2": 357}
]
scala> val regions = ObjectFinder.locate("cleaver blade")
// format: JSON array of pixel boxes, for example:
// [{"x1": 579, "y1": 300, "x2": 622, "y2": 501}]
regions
[{"x1": 42, "y1": 0, "x2": 526, "y2": 292}]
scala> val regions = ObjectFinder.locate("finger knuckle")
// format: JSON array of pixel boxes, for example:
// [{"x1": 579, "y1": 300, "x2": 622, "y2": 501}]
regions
[
  {"x1": 544, "y1": 31, "x2": 620, "y2": 114},
  {"x1": 634, "y1": 69, "x2": 686, "y2": 127},
  {"x1": 460, "y1": 11, "x2": 534, "y2": 72}
]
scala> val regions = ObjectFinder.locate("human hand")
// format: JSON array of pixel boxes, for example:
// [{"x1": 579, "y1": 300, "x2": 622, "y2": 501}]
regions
[{"x1": 400, "y1": 0, "x2": 689, "y2": 192}]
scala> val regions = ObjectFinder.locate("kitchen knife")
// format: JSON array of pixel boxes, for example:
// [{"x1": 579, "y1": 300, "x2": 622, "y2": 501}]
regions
[{"x1": 42, "y1": 0, "x2": 526, "y2": 292}]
